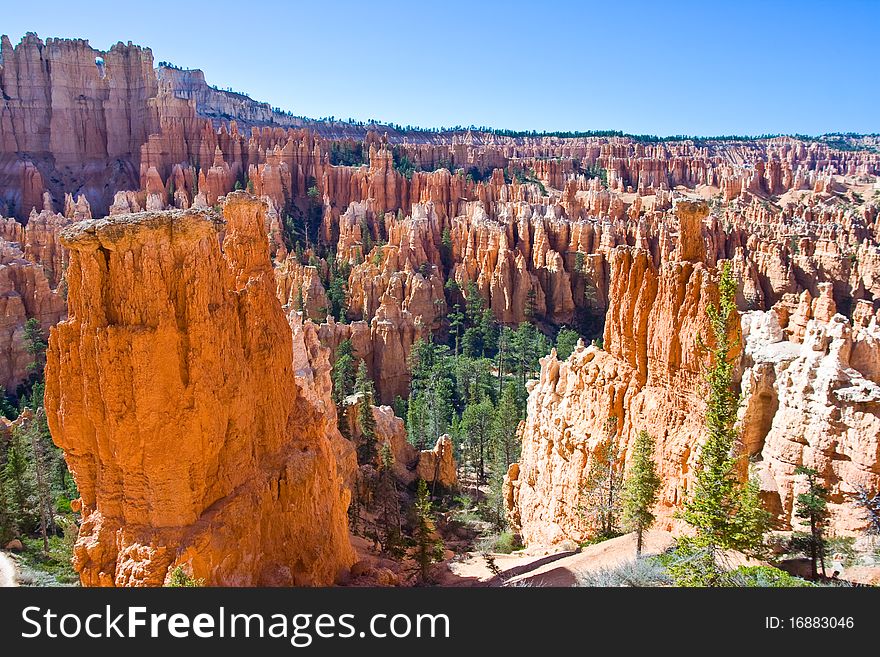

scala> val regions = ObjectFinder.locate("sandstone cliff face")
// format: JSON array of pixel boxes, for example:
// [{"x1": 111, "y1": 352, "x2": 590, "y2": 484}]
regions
[
  {"x1": 505, "y1": 201, "x2": 729, "y2": 546},
  {"x1": 0, "y1": 34, "x2": 158, "y2": 217},
  {"x1": 741, "y1": 308, "x2": 880, "y2": 531},
  {"x1": 44, "y1": 193, "x2": 354, "y2": 586},
  {"x1": 0, "y1": 241, "x2": 66, "y2": 390},
  {"x1": 345, "y1": 398, "x2": 457, "y2": 489},
  {"x1": 507, "y1": 198, "x2": 880, "y2": 546}
]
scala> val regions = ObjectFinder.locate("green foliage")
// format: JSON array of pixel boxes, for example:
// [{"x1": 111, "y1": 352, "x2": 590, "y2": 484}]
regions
[
  {"x1": 332, "y1": 340, "x2": 356, "y2": 398},
  {"x1": 675, "y1": 262, "x2": 770, "y2": 585},
  {"x1": 555, "y1": 327, "x2": 580, "y2": 360},
  {"x1": 327, "y1": 259, "x2": 350, "y2": 322},
  {"x1": 576, "y1": 557, "x2": 672, "y2": 587},
  {"x1": 440, "y1": 228, "x2": 453, "y2": 272},
  {"x1": 411, "y1": 479, "x2": 445, "y2": 584},
  {"x1": 492, "y1": 382, "x2": 521, "y2": 471},
  {"x1": 16, "y1": 534, "x2": 78, "y2": 585},
  {"x1": 621, "y1": 431, "x2": 661, "y2": 555},
  {"x1": 23, "y1": 318, "x2": 46, "y2": 376},
  {"x1": 721, "y1": 565, "x2": 814, "y2": 588},
  {"x1": 578, "y1": 417, "x2": 623, "y2": 540},
  {"x1": 328, "y1": 141, "x2": 366, "y2": 167},
  {"x1": 375, "y1": 444, "x2": 404, "y2": 556},
  {"x1": 355, "y1": 362, "x2": 378, "y2": 465},
  {"x1": 790, "y1": 465, "x2": 830, "y2": 579},
  {"x1": 391, "y1": 149, "x2": 417, "y2": 179},
  {"x1": 580, "y1": 162, "x2": 608, "y2": 186},
  {"x1": 166, "y1": 566, "x2": 204, "y2": 587},
  {"x1": 307, "y1": 185, "x2": 320, "y2": 199},
  {"x1": 406, "y1": 340, "x2": 454, "y2": 450},
  {"x1": 461, "y1": 397, "x2": 494, "y2": 482},
  {"x1": 482, "y1": 531, "x2": 521, "y2": 554}
]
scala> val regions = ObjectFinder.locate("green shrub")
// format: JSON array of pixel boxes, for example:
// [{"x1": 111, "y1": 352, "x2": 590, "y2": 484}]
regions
[
  {"x1": 166, "y1": 565, "x2": 204, "y2": 587},
  {"x1": 721, "y1": 566, "x2": 813, "y2": 588},
  {"x1": 576, "y1": 558, "x2": 672, "y2": 587}
]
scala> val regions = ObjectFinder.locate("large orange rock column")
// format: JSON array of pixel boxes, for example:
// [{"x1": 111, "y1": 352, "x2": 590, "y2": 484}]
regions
[{"x1": 44, "y1": 192, "x2": 354, "y2": 586}]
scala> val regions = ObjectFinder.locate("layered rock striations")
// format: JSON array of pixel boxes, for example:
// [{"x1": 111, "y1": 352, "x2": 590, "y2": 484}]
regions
[
  {"x1": 44, "y1": 193, "x2": 354, "y2": 586},
  {"x1": 741, "y1": 306, "x2": 880, "y2": 531},
  {"x1": 505, "y1": 200, "x2": 723, "y2": 546}
]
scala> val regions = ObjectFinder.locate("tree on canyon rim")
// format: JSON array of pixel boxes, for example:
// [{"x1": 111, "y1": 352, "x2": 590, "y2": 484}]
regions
[{"x1": 671, "y1": 262, "x2": 770, "y2": 586}]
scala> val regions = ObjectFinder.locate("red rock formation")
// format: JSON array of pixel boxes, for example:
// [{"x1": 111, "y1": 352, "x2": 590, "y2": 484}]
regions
[
  {"x1": 0, "y1": 241, "x2": 66, "y2": 390},
  {"x1": 346, "y1": 399, "x2": 457, "y2": 489},
  {"x1": 44, "y1": 193, "x2": 354, "y2": 586},
  {"x1": 505, "y1": 200, "x2": 728, "y2": 545},
  {"x1": 0, "y1": 34, "x2": 158, "y2": 216}
]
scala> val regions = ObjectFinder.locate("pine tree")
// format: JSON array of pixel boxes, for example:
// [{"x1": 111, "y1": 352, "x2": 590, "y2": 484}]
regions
[
  {"x1": 411, "y1": 479, "x2": 444, "y2": 584},
  {"x1": 355, "y1": 363, "x2": 378, "y2": 466},
  {"x1": 4, "y1": 427, "x2": 35, "y2": 533},
  {"x1": 461, "y1": 397, "x2": 494, "y2": 483},
  {"x1": 25, "y1": 414, "x2": 54, "y2": 554},
  {"x1": 579, "y1": 416, "x2": 623, "y2": 539},
  {"x1": 621, "y1": 431, "x2": 661, "y2": 556},
  {"x1": 791, "y1": 465, "x2": 829, "y2": 579},
  {"x1": 0, "y1": 459, "x2": 14, "y2": 544},
  {"x1": 376, "y1": 444, "x2": 404, "y2": 556},
  {"x1": 674, "y1": 262, "x2": 770, "y2": 585},
  {"x1": 492, "y1": 382, "x2": 521, "y2": 470},
  {"x1": 555, "y1": 328, "x2": 580, "y2": 361},
  {"x1": 331, "y1": 340, "x2": 356, "y2": 406},
  {"x1": 23, "y1": 318, "x2": 47, "y2": 376}
]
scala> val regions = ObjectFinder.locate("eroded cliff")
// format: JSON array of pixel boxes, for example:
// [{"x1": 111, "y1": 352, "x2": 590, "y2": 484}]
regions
[{"x1": 44, "y1": 193, "x2": 354, "y2": 586}]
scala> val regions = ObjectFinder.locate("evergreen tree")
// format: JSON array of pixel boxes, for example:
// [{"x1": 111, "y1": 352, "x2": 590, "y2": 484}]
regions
[
  {"x1": 673, "y1": 263, "x2": 770, "y2": 586},
  {"x1": 555, "y1": 328, "x2": 580, "y2": 361},
  {"x1": 621, "y1": 431, "x2": 661, "y2": 556},
  {"x1": 4, "y1": 427, "x2": 35, "y2": 533},
  {"x1": 355, "y1": 363, "x2": 378, "y2": 465},
  {"x1": 0, "y1": 444, "x2": 14, "y2": 543},
  {"x1": 439, "y1": 227, "x2": 453, "y2": 272},
  {"x1": 410, "y1": 479, "x2": 444, "y2": 584},
  {"x1": 25, "y1": 414, "x2": 54, "y2": 554},
  {"x1": 579, "y1": 416, "x2": 623, "y2": 539},
  {"x1": 406, "y1": 395, "x2": 430, "y2": 450},
  {"x1": 461, "y1": 397, "x2": 494, "y2": 483},
  {"x1": 23, "y1": 318, "x2": 47, "y2": 376},
  {"x1": 448, "y1": 305, "x2": 465, "y2": 357},
  {"x1": 791, "y1": 465, "x2": 829, "y2": 579},
  {"x1": 331, "y1": 340, "x2": 356, "y2": 405},
  {"x1": 376, "y1": 444, "x2": 404, "y2": 556},
  {"x1": 492, "y1": 381, "x2": 521, "y2": 470}
]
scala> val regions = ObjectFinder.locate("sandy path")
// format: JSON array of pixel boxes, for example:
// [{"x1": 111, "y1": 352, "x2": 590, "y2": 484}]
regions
[{"x1": 0, "y1": 551, "x2": 18, "y2": 587}]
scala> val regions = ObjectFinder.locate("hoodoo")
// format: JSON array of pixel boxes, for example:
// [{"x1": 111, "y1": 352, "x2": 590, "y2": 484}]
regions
[{"x1": 44, "y1": 193, "x2": 354, "y2": 586}]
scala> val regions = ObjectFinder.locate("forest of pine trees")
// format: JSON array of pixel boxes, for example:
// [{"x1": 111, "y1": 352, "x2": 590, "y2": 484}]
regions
[{"x1": 0, "y1": 319, "x2": 79, "y2": 583}]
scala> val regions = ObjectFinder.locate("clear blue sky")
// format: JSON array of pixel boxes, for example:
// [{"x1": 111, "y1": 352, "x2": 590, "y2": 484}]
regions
[{"x1": 3, "y1": 0, "x2": 877, "y2": 136}]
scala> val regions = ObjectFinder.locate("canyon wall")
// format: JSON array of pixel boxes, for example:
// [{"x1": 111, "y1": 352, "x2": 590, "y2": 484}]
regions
[
  {"x1": 506, "y1": 200, "x2": 880, "y2": 546},
  {"x1": 44, "y1": 193, "x2": 354, "y2": 586}
]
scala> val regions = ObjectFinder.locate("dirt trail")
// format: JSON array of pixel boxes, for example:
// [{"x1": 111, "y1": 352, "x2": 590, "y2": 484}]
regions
[
  {"x1": 0, "y1": 551, "x2": 18, "y2": 587},
  {"x1": 445, "y1": 530, "x2": 677, "y2": 586}
]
